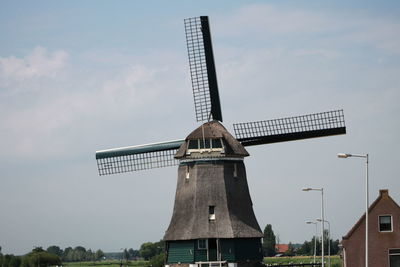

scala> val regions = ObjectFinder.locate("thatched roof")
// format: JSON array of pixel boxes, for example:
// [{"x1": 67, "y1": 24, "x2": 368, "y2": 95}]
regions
[{"x1": 164, "y1": 161, "x2": 263, "y2": 240}]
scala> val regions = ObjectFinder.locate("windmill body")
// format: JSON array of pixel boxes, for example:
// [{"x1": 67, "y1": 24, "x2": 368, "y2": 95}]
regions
[
  {"x1": 164, "y1": 121, "x2": 263, "y2": 265},
  {"x1": 95, "y1": 16, "x2": 347, "y2": 267}
]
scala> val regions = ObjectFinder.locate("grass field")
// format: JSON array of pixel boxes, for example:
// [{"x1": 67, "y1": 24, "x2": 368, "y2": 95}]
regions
[
  {"x1": 63, "y1": 256, "x2": 342, "y2": 267},
  {"x1": 263, "y1": 255, "x2": 341, "y2": 266},
  {"x1": 64, "y1": 260, "x2": 148, "y2": 267}
]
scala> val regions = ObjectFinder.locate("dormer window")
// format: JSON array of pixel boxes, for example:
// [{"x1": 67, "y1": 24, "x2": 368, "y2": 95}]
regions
[{"x1": 187, "y1": 138, "x2": 224, "y2": 154}]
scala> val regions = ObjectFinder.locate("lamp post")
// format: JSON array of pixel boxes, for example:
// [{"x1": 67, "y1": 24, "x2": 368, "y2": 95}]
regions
[
  {"x1": 306, "y1": 221, "x2": 318, "y2": 265},
  {"x1": 338, "y1": 153, "x2": 369, "y2": 267},
  {"x1": 317, "y1": 219, "x2": 331, "y2": 267},
  {"x1": 302, "y1": 187, "x2": 325, "y2": 267}
]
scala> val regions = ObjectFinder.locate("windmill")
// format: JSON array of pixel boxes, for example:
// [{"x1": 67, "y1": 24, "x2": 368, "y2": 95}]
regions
[{"x1": 95, "y1": 16, "x2": 346, "y2": 267}]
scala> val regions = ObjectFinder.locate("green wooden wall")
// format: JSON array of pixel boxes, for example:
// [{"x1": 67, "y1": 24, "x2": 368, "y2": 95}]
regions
[
  {"x1": 166, "y1": 238, "x2": 262, "y2": 264},
  {"x1": 167, "y1": 240, "x2": 194, "y2": 263}
]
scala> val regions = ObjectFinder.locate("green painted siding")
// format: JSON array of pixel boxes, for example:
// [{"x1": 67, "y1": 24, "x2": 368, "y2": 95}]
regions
[
  {"x1": 220, "y1": 239, "x2": 235, "y2": 261},
  {"x1": 194, "y1": 248, "x2": 207, "y2": 262},
  {"x1": 234, "y1": 238, "x2": 263, "y2": 261},
  {"x1": 167, "y1": 238, "x2": 262, "y2": 264},
  {"x1": 167, "y1": 241, "x2": 195, "y2": 263}
]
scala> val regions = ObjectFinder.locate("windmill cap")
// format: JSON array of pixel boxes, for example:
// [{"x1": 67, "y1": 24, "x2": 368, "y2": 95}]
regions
[{"x1": 175, "y1": 120, "x2": 249, "y2": 159}]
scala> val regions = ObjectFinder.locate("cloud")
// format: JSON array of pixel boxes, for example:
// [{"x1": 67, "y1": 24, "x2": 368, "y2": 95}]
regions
[
  {"x1": 216, "y1": 4, "x2": 339, "y2": 36},
  {"x1": 0, "y1": 47, "x2": 187, "y2": 161},
  {"x1": 216, "y1": 3, "x2": 400, "y2": 55},
  {"x1": 0, "y1": 46, "x2": 68, "y2": 82}
]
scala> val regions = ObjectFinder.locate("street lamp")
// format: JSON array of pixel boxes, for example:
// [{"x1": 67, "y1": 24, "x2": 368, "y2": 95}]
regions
[
  {"x1": 317, "y1": 219, "x2": 331, "y2": 267},
  {"x1": 306, "y1": 221, "x2": 318, "y2": 265},
  {"x1": 338, "y1": 153, "x2": 369, "y2": 267},
  {"x1": 302, "y1": 187, "x2": 325, "y2": 267}
]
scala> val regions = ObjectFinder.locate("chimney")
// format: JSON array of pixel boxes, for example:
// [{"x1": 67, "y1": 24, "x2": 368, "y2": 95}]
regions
[{"x1": 380, "y1": 189, "x2": 389, "y2": 197}]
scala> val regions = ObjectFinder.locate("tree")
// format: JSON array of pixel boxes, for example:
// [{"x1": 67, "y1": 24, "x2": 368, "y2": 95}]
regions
[
  {"x1": 62, "y1": 247, "x2": 73, "y2": 261},
  {"x1": 123, "y1": 248, "x2": 129, "y2": 262},
  {"x1": 149, "y1": 253, "x2": 165, "y2": 267},
  {"x1": 22, "y1": 250, "x2": 61, "y2": 267},
  {"x1": 128, "y1": 248, "x2": 139, "y2": 259},
  {"x1": 47, "y1": 245, "x2": 63, "y2": 257},
  {"x1": 139, "y1": 242, "x2": 158, "y2": 260},
  {"x1": 283, "y1": 242, "x2": 295, "y2": 256},
  {"x1": 95, "y1": 249, "x2": 105, "y2": 260},
  {"x1": 32, "y1": 247, "x2": 44, "y2": 253},
  {"x1": 139, "y1": 240, "x2": 164, "y2": 260},
  {"x1": 73, "y1": 246, "x2": 87, "y2": 261},
  {"x1": 262, "y1": 224, "x2": 276, "y2": 256}
]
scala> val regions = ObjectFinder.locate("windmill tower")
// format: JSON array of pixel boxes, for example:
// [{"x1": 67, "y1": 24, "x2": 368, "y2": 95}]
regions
[{"x1": 96, "y1": 16, "x2": 346, "y2": 267}]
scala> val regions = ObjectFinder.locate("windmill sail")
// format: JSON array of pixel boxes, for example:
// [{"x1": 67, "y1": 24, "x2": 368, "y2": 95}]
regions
[
  {"x1": 96, "y1": 139, "x2": 184, "y2": 175},
  {"x1": 233, "y1": 110, "x2": 346, "y2": 146},
  {"x1": 184, "y1": 16, "x2": 222, "y2": 122}
]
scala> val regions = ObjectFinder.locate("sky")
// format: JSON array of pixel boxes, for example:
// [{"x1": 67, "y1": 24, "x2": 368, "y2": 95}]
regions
[{"x1": 1, "y1": 0, "x2": 400, "y2": 255}]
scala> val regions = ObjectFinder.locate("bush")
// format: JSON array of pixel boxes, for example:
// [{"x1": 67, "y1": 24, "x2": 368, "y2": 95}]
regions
[
  {"x1": 149, "y1": 253, "x2": 165, "y2": 267},
  {"x1": 21, "y1": 251, "x2": 61, "y2": 267}
]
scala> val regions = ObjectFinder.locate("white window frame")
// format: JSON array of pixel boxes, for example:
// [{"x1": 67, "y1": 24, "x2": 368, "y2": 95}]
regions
[
  {"x1": 187, "y1": 138, "x2": 225, "y2": 154},
  {"x1": 388, "y1": 248, "x2": 400, "y2": 267},
  {"x1": 198, "y1": 239, "x2": 208, "y2": 250},
  {"x1": 378, "y1": 214, "x2": 393, "y2": 232},
  {"x1": 209, "y1": 206, "x2": 216, "y2": 221}
]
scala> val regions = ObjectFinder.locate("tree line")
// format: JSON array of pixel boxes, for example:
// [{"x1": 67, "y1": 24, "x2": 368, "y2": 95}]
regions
[
  {"x1": 1, "y1": 224, "x2": 340, "y2": 267},
  {"x1": 262, "y1": 224, "x2": 340, "y2": 257},
  {"x1": 0, "y1": 247, "x2": 61, "y2": 267},
  {"x1": 0, "y1": 242, "x2": 161, "y2": 267}
]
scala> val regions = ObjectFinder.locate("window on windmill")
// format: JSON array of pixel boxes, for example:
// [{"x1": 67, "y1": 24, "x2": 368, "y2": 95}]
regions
[
  {"x1": 199, "y1": 139, "x2": 210, "y2": 149},
  {"x1": 187, "y1": 138, "x2": 224, "y2": 154},
  {"x1": 188, "y1": 139, "x2": 199, "y2": 149},
  {"x1": 198, "y1": 239, "x2": 207, "y2": 250},
  {"x1": 185, "y1": 165, "x2": 190, "y2": 179},
  {"x1": 209, "y1": 205, "x2": 215, "y2": 221},
  {"x1": 379, "y1": 215, "x2": 392, "y2": 232},
  {"x1": 212, "y1": 139, "x2": 223, "y2": 148},
  {"x1": 233, "y1": 163, "x2": 238, "y2": 178}
]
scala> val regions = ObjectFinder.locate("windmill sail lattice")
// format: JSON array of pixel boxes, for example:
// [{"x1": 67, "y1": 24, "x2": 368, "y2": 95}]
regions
[
  {"x1": 96, "y1": 140, "x2": 183, "y2": 175},
  {"x1": 234, "y1": 110, "x2": 346, "y2": 146},
  {"x1": 184, "y1": 16, "x2": 222, "y2": 122}
]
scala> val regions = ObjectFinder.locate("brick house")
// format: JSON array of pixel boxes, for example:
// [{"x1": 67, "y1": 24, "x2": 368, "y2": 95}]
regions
[{"x1": 341, "y1": 189, "x2": 400, "y2": 266}]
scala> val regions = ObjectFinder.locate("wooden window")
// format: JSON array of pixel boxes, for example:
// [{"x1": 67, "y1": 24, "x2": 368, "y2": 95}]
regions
[
  {"x1": 198, "y1": 239, "x2": 207, "y2": 250},
  {"x1": 211, "y1": 139, "x2": 222, "y2": 148},
  {"x1": 209, "y1": 206, "x2": 215, "y2": 221},
  {"x1": 188, "y1": 139, "x2": 199, "y2": 149},
  {"x1": 187, "y1": 139, "x2": 224, "y2": 153},
  {"x1": 389, "y1": 249, "x2": 400, "y2": 266},
  {"x1": 379, "y1": 215, "x2": 392, "y2": 232},
  {"x1": 185, "y1": 165, "x2": 190, "y2": 179}
]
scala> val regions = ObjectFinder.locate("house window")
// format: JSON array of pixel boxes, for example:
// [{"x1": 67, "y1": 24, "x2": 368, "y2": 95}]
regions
[
  {"x1": 209, "y1": 206, "x2": 215, "y2": 221},
  {"x1": 233, "y1": 163, "x2": 238, "y2": 178},
  {"x1": 198, "y1": 239, "x2": 207, "y2": 250},
  {"x1": 389, "y1": 249, "x2": 400, "y2": 267},
  {"x1": 379, "y1": 215, "x2": 392, "y2": 232}
]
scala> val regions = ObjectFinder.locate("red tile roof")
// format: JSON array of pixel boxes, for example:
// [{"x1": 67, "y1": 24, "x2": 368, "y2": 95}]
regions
[{"x1": 275, "y1": 244, "x2": 289, "y2": 253}]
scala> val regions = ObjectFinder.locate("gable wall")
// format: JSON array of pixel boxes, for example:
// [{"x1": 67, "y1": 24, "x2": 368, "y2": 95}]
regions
[{"x1": 342, "y1": 192, "x2": 400, "y2": 266}]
